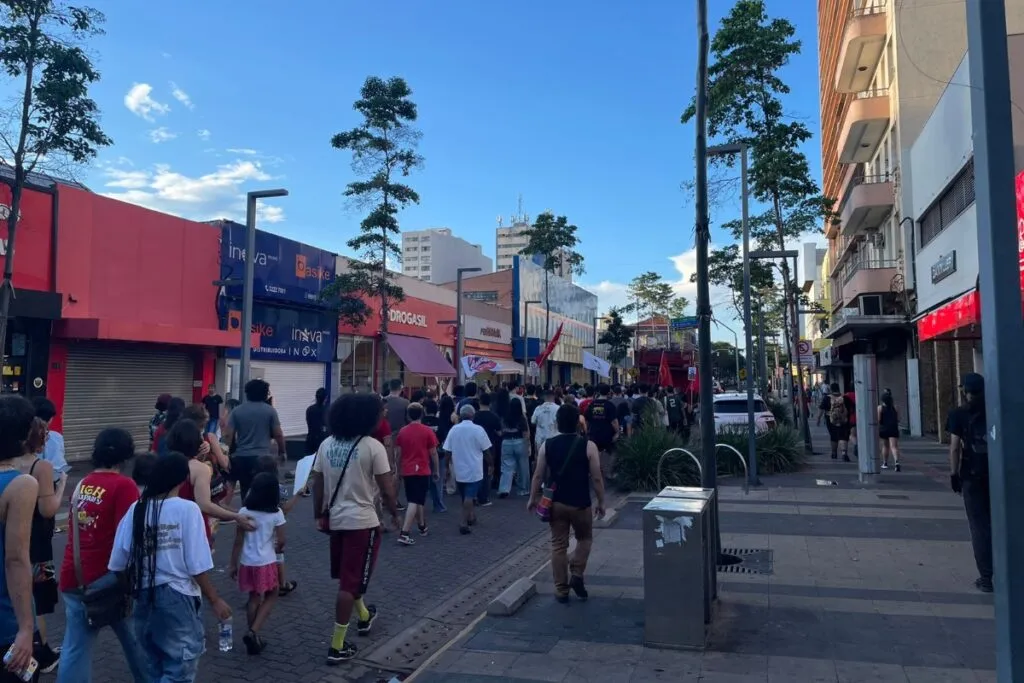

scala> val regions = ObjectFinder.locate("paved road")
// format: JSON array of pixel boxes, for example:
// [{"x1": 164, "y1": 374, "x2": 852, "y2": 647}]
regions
[{"x1": 43, "y1": 487, "x2": 546, "y2": 683}]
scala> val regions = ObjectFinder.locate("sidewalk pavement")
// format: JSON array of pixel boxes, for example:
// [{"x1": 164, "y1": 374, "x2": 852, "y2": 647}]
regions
[{"x1": 411, "y1": 425, "x2": 995, "y2": 682}]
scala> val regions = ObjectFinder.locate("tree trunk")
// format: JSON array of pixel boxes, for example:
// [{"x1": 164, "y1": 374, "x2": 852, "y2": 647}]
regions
[
  {"x1": 544, "y1": 270, "x2": 551, "y2": 384},
  {"x1": 0, "y1": 180, "x2": 23, "y2": 380},
  {"x1": 377, "y1": 225, "x2": 389, "y2": 393}
]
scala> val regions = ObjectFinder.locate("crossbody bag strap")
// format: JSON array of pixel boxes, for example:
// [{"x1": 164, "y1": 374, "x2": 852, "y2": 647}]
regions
[
  {"x1": 324, "y1": 436, "x2": 364, "y2": 513},
  {"x1": 550, "y1": 436, "x2": 585, "y2": 488},
  {"x1": 70, "y1": 481, "x2": 85, "y2": 589}
]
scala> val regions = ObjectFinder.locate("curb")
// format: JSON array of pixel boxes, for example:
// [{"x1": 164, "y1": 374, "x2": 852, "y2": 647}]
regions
[{"x1": 486, "y1": 577, "x2": 537, "y2": 616}]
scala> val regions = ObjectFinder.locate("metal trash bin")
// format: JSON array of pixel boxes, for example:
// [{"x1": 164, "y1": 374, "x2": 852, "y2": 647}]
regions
[
  {"x1": 655, "y1": 487, "x2": 717, "y2": 624},
  {"x1": 642, "y1": 495, "x2": 711, "y2": 650}
]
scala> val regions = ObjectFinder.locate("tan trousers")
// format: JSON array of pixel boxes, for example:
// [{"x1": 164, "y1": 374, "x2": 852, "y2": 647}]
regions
[{"x1": 549, "y1": 502, "x2": 594, "y2": 597}]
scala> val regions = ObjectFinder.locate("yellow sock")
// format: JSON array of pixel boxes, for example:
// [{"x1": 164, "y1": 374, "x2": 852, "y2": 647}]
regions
[
  {"x1": 354, "y1": 598, "x2": 370, "y2": 622},
  {"x1": 331, "y1": 622, "x2": 349, "y2": 650}
]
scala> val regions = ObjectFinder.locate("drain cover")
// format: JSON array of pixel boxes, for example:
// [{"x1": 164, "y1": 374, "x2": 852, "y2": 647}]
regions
[{"x1": 717, "y1": 547, "x2": 774, "y2": 575}]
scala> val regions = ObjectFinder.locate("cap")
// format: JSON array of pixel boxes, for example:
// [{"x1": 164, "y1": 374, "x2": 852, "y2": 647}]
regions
[{"x1": 962, "y1": 372, "x2": 984, "y2": 394}]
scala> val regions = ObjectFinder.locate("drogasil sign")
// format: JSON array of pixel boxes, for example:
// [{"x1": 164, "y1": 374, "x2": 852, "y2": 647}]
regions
[{"x1": 389, "y1": 309, "x2": 428, "y2": 328}]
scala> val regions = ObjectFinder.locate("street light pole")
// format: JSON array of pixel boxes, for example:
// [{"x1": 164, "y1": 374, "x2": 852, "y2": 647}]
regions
[
  {"x1": 591, "y1": 316, "x2": 601, "y2": 385},
  {"x1": 522, "y1": 300, "x2": 541, "y2": 385},
  {"x1": 239, "y1": 188, "x2": 288, "y2": 394},
  {"x1": 454, "y1": 267, "x2": 483, "y2": 384},
  {"x1": 965, "y1": 1, "x2": 1024, "y2": 678}
]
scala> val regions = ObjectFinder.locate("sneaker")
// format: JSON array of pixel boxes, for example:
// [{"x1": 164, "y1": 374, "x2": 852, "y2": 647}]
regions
[
  {"x1": 433, "y1": 503, "x2": 448, "y2": 513},
  {"x1": 975, "y1": 577, "x2": 994, "y2": 593},
  {"x1": 479, "y1": 500, "x2": 493, "y2": 508},
  {"x1": 418, "y1": 524, "x2": 429, "y2": 536},
  {"x1": 459, "y1": 525, "x2": 471, "y2": 535},
  {"x1": 326, "y1": 642, "x2": 357, "y2": 665},
  {"x1": 842, "y1": 454, "x2": 851, "y2": 463},
  {"x1": 357, "y1": 605, "x2": 378, "y2": 635},
  {"x1": 881, "y1": 462, "x2": 889, "y2": 470},
  {"x1": 396, "y1": 503, "x2": 407, "y2": 512},
  {"x1": 894, "y1": 462, "x2": 901, "y2": 472},
  {"x1": 569, "y1": 575, "x2": 589, "y2": 601},
  {"x1": 398, "y1": 532, "x2": 415, "y2": 546},
  {"x1": 37, "y1": 644, "x2": 60, "y2": 673}
]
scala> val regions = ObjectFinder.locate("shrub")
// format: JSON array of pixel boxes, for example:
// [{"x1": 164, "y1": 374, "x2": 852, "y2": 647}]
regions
[
  {"x1": 705, "y1": 425, "x2": 805, "y2": 475},
  {"x1": 766, "y1": 398, "x2": 793, "y2": 427},
  {"x1": 613, "y1": 427, "x2": 700, "y2": 492}
]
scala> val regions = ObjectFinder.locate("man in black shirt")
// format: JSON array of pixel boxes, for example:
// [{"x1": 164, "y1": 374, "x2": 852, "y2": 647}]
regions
[
  {"x1": 528, "y1": 403, "x2": 605, "y2": 603},
  {"x1": 947, "y1": 372, "x2": 993, "y2": 593},
  {"x1": 473, "y1": 391, "x2": 502, "y2": 506},
  {"x1": 665, "y1": 386, "x2": 684, "y2": 433},
  {"x1": 202, "y1": 384, "x2": 223, "y2": 435},
  {"x1": 584, "y1": 383, "x2": 619, "y2": 483},
  {"x1": 304, "y1": 388, "x2": 329, "y2": 456}
]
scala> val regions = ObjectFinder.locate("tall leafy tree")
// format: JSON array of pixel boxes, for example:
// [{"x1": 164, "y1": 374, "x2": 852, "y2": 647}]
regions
[
  {"x1": 665, "y1": 295, "x2": 691, "y2": 319},
  {"x1": 597, "y1": 307, "x2": 633, "y2": 377},
  {"x1": 330, "y1": 76, "x2": 422, "y2": 381},
  {"x1": 520, "y1": 211, "x2": 584, "y2": 345},
  {"x1": 681, "y1": 0, "x2": 835, "y2": 383},
  {"x1": 626, "y1": 271, "x2": 676, "y2": 323},
  {"x1": 0, "y1": 0, "x2": 112, "y2": 357}
]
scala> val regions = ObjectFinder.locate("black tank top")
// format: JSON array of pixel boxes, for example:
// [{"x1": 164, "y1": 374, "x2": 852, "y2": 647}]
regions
[
  {"x1": 880, "y1": 404, "x2": 898, "y2": 431},
  {"x1": 28, "y1": 460, "x2": 54, "y2": 564},
  {"x1": 544, "y1": 434, "x2": 591, "y2": 509}
]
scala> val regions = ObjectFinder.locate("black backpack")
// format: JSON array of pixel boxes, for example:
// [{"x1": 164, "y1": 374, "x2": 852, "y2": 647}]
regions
[{"x1": 961, "y1": 411, "x2": 989, "y2": 479}]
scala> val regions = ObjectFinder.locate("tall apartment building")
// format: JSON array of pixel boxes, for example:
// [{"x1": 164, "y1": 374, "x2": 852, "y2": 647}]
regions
[
  {"x1": 401, "y1": 228, "x2": 492, "y2": 284},
  {"x1": 495, "y1": 218, "x2": 573, "y2": 282},
  {"x1": 815, "y1": 0, "x2": 995, "y2": 434}
]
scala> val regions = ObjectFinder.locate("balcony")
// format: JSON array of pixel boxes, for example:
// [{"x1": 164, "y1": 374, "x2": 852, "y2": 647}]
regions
[
  {"x1": 839, "y1": 170, "x2": 894, "y2": 236},
  {"x1": 838, "y1": 88, "x2": 891, "y2": 164},
  {"x1": 835, "y1": 1, "x2": 888, "y2": 93},
  {"x1": 843, "y1": 258, "x2": 899, "y2": 301}
]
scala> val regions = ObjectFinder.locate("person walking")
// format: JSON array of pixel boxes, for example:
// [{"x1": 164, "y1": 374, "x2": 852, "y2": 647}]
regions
[
  {"x1": 305, "y1": 389, "x2": 330, "y2": 457},
  {"x1": 223, "y1": 380, "x2": 286, "y2": 501},
  {"x1": 530, "y1": 389, "x2": 559, "y2": 452},
  {"x1": 498, "y1": 399, "x2": 529, "y2": 498},
  {"x1": 878, "y1": 389, "x2": 901, "y2": 471},
  {"x1": 201, "y1": 385, "x2": 223, "y2": 436},
  {"x1": 309, "y1": 394, "x2": 400, "y2": 664},
  {"x1": 149, "y1": 394, "x2": 172, "y2": 444},
  {"x1": 528, "y1": 404, "x2": 606, "y2": 603},
  {"x1": 818, "y1": 383, "x2": 853, "y2": 462},
  {"x1": 472, "y1": 392, "x2": 501, "y2": 507},
  {"x1": 57, "y1": 428, "x2": 147, "y2": 682},
  {"x1": 947, "y1": 373, "x2": 992, "y2": 593},
  {"x1": 108, "y1": 453, "x2": 232, "y2": 683},
  {"x1": 443, "y1": 405, "x2": 492, "y2": 535},
  {"x1": 394, "y1": 404, "x2": 439, "y2": 545},
  {"x1": 228, "y1": 473, "x2": 286, "y2": 655},
  {"x1": 584, "y1": 384, "x2": 619, "y2": 483}
]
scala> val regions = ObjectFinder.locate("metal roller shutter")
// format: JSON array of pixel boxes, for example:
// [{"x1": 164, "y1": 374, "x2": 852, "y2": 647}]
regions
[
  {"x1": 235, "y1": 361, "x2": 326, "y2": 439},
  {"x1": 64, "y1": 344, "x2": 195, "y2": 462}
]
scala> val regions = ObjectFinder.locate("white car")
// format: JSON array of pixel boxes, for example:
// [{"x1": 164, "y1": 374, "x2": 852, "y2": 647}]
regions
[{"x1": 712, "y1": 392, "x2": 775, "y2": 434}]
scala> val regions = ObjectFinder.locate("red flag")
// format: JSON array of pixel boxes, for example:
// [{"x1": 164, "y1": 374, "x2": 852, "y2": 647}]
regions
[
  {"x1": 658, "y1": 350, "x2": 673, "y2": 387},
  {"x1": 536, "y1": 323, "x2": 564, "y2": 366}
]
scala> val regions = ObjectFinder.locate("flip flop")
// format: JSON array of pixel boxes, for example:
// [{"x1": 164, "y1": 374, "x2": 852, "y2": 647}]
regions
[{"x1": 279, "y1": 580, "x2": 298, "y2": 597}]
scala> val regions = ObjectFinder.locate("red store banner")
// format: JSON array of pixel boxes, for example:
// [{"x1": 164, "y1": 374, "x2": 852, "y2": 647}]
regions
[
  {"x1": 0, "y1": 182, "x2": 55, "y2": 292},
  {"x1": 339, "y1": 294, "x2": 456, "y2": 346}
]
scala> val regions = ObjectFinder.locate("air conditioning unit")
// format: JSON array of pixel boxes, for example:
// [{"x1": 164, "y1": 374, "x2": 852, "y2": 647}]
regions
[{"x1": 860, "y1": 294, "x2": 883, "y2": 316}]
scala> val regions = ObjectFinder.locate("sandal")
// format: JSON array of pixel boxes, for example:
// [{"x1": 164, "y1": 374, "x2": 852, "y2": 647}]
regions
[
  {"x1": 243, "y1": 631, "x2": 264, "y2": 656},
  {"x1": 279, "y1": 580, "x2": 297, "y2": 597}
]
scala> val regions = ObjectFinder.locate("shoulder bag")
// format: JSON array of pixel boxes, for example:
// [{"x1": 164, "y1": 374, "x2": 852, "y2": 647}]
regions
[
  {"x1": 535, "y1": 437, "x2": 585, "y2": 523},
  {"x1": 71, "y1": 482, "x2": 132, "y2": 628},
  {"x1": 316, "y1": 436, "x2": 364, "y2": 534}
]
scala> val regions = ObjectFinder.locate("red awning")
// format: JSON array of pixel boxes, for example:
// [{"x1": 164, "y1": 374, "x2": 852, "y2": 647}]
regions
[
  {"x1": 917, "y1": 290, "x2": 980, "y2": 342},
  {"x1": 55, "y1": 318, "x2": 258, "y2": 348},
  {"x1": 387, "y1": 333, "x2": 457, "y2": 376}
]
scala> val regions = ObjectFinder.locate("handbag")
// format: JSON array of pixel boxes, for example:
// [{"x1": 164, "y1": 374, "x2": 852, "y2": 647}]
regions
[
  {"x1": 316, "y1": 436, "x2": 363, "y2": 534},
  {"x1": 536, "y1": 437, "x2": 585, "y2": 523},
  {"x1": 71, "y1": 483, "x2": 131, "y2": 629}
]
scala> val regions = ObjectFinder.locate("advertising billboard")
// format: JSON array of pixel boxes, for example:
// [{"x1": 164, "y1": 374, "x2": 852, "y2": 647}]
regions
[
  {"x1": 219, "y1": 221, "x2": 335, "y2": 307},
  {"x1": 225, "y1": 304, "x2": 334, "y2": 363}
]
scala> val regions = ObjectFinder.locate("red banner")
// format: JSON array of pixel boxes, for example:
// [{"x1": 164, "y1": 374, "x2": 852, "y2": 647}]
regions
[
  {"x1": 658, "y1": 350, "x2": 673, "y2": 387},
  {"x1": 536, "y1": 323, "x2": 564, "y2": 366}
]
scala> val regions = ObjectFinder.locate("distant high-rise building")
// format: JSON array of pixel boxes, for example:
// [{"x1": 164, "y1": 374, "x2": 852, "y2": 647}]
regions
[
  {"x1": 495, "y1": 218, "x2": 573, "y2": 282},
  {"x1": 401, "y1": 227, "x2": 492, "y2": 284}
]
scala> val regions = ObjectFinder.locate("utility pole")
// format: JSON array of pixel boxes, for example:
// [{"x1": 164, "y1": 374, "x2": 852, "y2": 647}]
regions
[
  {"x1": 694, "y1": 0, "x2": 720, "y2": 579},
  {"x1": 965, "y1": 1, "x2": 1024, "y2": 678}
]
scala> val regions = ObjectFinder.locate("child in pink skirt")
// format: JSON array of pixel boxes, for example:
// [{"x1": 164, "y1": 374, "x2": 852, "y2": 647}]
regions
[{"x1": 229, "y1": 472, "x2": 286, "y2": 655}]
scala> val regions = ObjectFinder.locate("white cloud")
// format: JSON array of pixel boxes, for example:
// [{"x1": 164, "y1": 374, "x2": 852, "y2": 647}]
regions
[
  {"x1": 197, "y1": 129, "x2": 211, "y2": 140},
  {"x1": 124, "y1": 83, "x2": 170, "y2": 122},
  {"x1": 170, "y1": 82, "x2": 193, "y2": 110},
  {"x1": 101, "y1": 160, "x2": 286, "y2": 223},
  {"x1": 148, "y1": 127, "x2": 177, "y2": 143},
  {"x1": 161, "y1": 52, "x2": 172, "y2": 59},
  {"x1": 226, "y1": 148, "x2": 258, "y2": 155}
]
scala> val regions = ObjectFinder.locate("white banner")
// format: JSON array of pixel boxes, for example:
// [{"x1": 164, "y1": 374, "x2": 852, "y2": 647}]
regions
[
  {"x1": 582, "y1": 351, "x2": 611, "y2": 378},
  {"x1": 463, "y1": 315, "x2": 513, "y2": 344},
  {"x1": 461, "y1": 355, "x2": 524, "y2": 377}
]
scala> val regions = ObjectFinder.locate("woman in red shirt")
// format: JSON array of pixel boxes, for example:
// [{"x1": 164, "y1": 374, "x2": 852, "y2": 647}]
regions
[{"x1": 57, "y1": 428, "x2": 148, "y2": 681}]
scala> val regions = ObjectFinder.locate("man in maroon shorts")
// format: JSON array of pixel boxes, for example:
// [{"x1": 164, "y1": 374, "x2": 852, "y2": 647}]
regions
[{"x1": 311, "y1": 394, "x2": 400, "y2": 665}]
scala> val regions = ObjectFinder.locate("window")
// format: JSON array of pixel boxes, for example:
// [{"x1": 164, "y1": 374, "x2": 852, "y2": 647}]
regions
[
  {"x1": 406, "y1": 246, "x2": 418, "y2": 252},
  {"x1": 406, "y1": 236, "x2": 419, "y2": 242},
  {"x1": 714, "y1": 400, "x2": 768, "y2": 414},
  {"x1": 420, "y1": 265, "x2": 430, "y2": 271},
  {"x1": 919, "y1": 158, "x2": 975, "y2": 247},
  {"x1": 421, "y1": 246, "x2": 430, "y2": 252}
]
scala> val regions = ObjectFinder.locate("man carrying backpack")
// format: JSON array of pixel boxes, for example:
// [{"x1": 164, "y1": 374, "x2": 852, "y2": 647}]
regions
[
  {"x1": 947, "y1": 372, "x2": 993, "y2": 593},
  {"x1": 819, "y1": 383, "x2": 853, "y2": 462}
]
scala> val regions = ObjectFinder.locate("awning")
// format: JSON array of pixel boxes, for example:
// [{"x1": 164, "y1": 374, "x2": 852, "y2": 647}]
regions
[
  {"x1": 387, "y1": 333, "x2": 456, "y2": 376},
  {"x1": 917, "y1": 290, "x2": 979, "y2": 342}
]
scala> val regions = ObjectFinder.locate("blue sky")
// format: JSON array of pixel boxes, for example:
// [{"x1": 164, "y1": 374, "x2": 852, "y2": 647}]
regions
[{"x1": 42, "y1": 0, "x2": 823, "y2": 338}]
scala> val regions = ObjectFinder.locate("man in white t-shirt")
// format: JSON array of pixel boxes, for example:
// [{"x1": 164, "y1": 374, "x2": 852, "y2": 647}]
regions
[
  {"x1": 531, "y1": 389, "x2": 560, "y2": 451},
  {"x1": 442, "y1": 404, "x2": 492, "y2": 535},
  {"x1": 310, "y1": 394, "x2": 400, "y2": 666}
]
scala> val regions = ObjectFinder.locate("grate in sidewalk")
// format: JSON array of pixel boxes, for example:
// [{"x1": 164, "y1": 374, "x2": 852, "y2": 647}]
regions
[
  {"x1": 877, "y1": 494, "x2": 909, "y2": 500},
  {"x1": 717, "y1": 548, "x2": 774, "y2": 575}
]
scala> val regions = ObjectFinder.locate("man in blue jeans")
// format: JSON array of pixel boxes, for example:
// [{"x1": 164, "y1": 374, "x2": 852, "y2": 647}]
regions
[
  {"x1": 443, "y1": 405, "x2": 492, "y2": 535},
  {"x1": 201, "y1": 384, "x2": 223, "y2": 435}
]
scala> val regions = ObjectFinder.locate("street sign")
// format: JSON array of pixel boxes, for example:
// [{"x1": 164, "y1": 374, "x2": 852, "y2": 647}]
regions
[
  {"x1": 670, "y1": 316, "x2": 699, "y2": 331},
  {"x1": 797, "y1": 339, "x2": 814, "y2": 365},
  {"x1": 688, "y1": 366, "x2": 697, "y2": 380}
]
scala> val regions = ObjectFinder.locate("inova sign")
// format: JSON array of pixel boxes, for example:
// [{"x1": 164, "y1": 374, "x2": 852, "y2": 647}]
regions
[{"x1": 389, "y1": 309, "x2": 428, "y2": 328}]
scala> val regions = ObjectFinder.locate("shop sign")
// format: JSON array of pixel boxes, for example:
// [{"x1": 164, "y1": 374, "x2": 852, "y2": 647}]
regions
[
  {"x1": 220, "y1": 221, "x2": 335, "y2": 307},
  {"x1": 388, "y1": 308, "x2": 427, "y2": 328},
  {"x1": 930, "y1": 251, "x2": 957, "y2": 284},
  {"x1": 225, "y1": 304, "x2": 334, "y2": 362},
  {"x1": 463, "y1": 315, "x2": 512, "y2": 344},
  {"x1": 917, "y1": 290, "x2": 979, "y2": 342}
]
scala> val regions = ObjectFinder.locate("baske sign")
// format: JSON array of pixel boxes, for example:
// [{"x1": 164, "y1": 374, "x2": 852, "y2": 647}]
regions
[{"x1": 389, "y1": 309, "x2": 428, "y2": 328}]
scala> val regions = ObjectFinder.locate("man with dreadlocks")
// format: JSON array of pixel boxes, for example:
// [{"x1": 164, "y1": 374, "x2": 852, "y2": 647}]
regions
[{"x1": 108, "y1": 453, "x2": 232, "y2": 682}]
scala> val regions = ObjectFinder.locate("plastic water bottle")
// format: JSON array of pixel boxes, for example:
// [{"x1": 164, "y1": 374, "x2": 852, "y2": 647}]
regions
[{"x1": 218, "y1": 617, "x2": 233, "y2": 652}]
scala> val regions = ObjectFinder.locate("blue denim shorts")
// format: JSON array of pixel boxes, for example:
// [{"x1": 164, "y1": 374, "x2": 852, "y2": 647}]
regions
[{"x1": 456, "y1": 480, "x2": 482, "y2": 501}]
